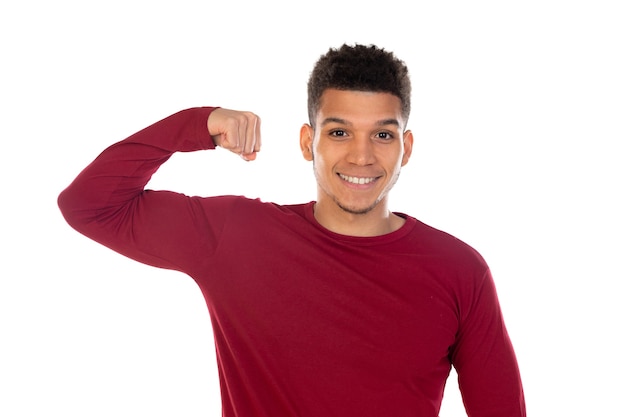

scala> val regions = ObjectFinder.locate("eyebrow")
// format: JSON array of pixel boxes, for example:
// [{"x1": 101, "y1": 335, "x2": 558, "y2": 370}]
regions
[{"x1": 320, "y1": 117, "x2": 401, "y2": 127}]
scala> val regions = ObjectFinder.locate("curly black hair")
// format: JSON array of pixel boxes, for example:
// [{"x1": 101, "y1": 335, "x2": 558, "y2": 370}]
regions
[{"x1": 307, "y1": 44, "x2": 411, "y2": 126}]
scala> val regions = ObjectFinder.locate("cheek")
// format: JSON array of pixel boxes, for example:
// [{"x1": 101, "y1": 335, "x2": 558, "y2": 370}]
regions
[
  {"x1": 311, "y1": 144, "x2": 332, "y2": 170},
  {"x1": 312, "y1": 154, "x2": 329, "y2": 176},
  {"x1": 380, "y1": 149, "x2": 404, "y2": 170}
]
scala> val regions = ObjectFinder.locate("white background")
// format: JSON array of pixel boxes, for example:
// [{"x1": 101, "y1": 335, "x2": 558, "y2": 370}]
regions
[{"x1": 1, "y1": 1, "x2": 625, "y2": 416}]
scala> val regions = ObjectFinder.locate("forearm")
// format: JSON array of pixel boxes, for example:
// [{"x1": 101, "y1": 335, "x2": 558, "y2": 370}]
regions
[{"x1": 452, "y1": 270, "x2": 526, "y2": 416}]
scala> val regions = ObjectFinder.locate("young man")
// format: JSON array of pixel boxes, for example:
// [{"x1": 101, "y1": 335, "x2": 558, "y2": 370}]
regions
[{"x1": 58, "y1": 44, "x2": 526, "y2": 416}]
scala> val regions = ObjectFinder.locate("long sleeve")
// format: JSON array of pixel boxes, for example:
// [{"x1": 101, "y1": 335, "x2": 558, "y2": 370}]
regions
[
  {"x1": 57, "y1": 106, "x2": 230, "y2": 273},
  {"x1": 451, "y1": 268, "x2": 526, "y2": 416}
]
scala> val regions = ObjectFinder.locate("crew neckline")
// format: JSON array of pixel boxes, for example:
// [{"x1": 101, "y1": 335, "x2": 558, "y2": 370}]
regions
[{"x1": 302, "y1": 201, "x2": 416, "y2": 245}]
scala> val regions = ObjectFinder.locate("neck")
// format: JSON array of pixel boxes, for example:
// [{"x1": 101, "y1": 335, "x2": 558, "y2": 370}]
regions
[{"x1": 313, "y1": 200, "x2": 405, "y2": 237}]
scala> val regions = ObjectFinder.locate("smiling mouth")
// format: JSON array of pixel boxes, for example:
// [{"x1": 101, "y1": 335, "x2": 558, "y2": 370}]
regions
[{"x1": 338, "y1": 173, "x2": 378, "y2": 185}]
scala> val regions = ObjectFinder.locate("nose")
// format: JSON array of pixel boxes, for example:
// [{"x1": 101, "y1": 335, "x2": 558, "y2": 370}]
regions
[{"x1": 346, "y1": 135, "x2": 376, "y2": 166}]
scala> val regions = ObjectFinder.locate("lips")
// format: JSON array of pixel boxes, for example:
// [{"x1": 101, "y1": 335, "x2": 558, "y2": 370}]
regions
[{"x1": 338, "y1": 173, "x2": 377, "y2": 185}]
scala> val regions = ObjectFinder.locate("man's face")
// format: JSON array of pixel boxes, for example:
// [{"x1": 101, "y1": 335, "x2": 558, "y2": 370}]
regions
[{"x1": 300, "y1": 89, "x2": 413, "y2": 217}]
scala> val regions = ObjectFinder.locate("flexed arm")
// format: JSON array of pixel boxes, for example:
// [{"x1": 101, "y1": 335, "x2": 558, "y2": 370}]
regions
[{"x1": 57, "y1": 107, "x2": 262, "y2": 272}]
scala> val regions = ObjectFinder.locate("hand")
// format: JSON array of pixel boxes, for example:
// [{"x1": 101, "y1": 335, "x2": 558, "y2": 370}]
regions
[{"x1": 208, "y1": 108, "x2": 261, "y2": 161}]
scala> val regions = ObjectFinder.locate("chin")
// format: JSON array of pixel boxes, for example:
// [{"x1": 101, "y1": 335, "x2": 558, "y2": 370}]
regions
[{"x1": 336, "y1": 200, "x2": 379, "y2": 215}]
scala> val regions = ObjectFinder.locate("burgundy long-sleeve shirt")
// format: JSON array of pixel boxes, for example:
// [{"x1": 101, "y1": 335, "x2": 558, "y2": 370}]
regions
[{"x1": 58, "y1": 107, "x2": 525, "y2": 416}]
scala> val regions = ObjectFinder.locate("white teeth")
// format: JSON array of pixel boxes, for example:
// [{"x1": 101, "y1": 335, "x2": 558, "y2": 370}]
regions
[{"x1": 339, "y1": 174, "x2": 375, "y2": 184}]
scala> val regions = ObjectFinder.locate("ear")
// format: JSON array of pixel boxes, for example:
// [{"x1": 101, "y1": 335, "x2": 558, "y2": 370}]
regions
[
  {"x1": 401, "y1": 130, "x2": 414, "y2": 166},
  {"x1": 300, "y1": 124, "x2": 314, "y2": 161}
]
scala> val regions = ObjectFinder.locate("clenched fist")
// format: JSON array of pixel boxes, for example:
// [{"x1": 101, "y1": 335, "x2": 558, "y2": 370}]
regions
[{"x1": 208, "y1": 108, "x2": 262, "y2": 161}]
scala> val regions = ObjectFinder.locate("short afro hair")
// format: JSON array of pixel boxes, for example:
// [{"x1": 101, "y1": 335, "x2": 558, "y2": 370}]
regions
[{"x1": 307, "y1": 44, "x2": 411, "y2": 126}]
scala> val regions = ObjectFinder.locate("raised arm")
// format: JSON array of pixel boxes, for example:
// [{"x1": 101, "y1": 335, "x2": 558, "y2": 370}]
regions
[{"x1": 57, "y1": 106, "x2": 261, "y2": 273}]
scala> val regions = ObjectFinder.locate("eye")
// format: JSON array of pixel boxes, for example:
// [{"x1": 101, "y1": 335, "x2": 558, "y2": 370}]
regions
[
  {"x1": 329, "y1": 129, "x2": 347, "y2": 138},
  {"x1": 375, "y1": 131, "x2": 394, "y2": 141}
]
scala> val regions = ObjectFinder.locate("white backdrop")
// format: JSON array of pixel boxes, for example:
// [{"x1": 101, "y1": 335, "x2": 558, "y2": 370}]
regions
[{"x1": 1, "y1": 1, "x2": 625, "y2": 416}]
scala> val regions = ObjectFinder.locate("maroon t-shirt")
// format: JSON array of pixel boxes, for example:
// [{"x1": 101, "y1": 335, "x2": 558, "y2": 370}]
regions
[{"x1": 59, "y1": 108, "x2": 525, "y2": 416}]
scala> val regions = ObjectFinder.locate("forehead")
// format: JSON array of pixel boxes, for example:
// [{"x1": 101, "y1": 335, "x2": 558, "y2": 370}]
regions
[{"x1": 316, "y1": 89, "x2": 404, "y2": 127}]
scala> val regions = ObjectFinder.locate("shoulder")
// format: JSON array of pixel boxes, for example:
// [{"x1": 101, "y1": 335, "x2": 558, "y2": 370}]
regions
[
  {"x1": 194, "y1": 195, "x2": 313, "y2": 226},
  {"x1": 401, "y1": 214, "x2": 489, "y2": 271},
  {"x1": 225, "y1": 196, "x2": 311, "y2": 217}
]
